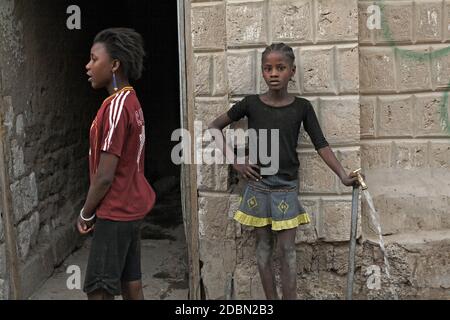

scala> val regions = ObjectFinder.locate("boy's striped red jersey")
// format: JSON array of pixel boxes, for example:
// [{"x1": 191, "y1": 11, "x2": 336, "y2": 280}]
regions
[{"x1": 89, "y1": 87, "x2": 155, "y2": 221}]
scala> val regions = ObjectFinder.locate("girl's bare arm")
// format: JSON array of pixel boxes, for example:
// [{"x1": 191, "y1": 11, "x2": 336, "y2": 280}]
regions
[
  {"x1": 209, "y1": 113, "x2": 261, "y2": 181},
  {"x1": 317, "y1": 146, "x2": 358, "y2": 187}
]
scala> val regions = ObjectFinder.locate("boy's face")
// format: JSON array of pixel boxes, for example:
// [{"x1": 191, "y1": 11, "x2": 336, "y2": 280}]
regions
[
  {"x1": 85, "y1": 42, "x2": 114, "y2": 90},
  {"x1": 262, "y1": 52, "x2": 296, "y2": 91}
]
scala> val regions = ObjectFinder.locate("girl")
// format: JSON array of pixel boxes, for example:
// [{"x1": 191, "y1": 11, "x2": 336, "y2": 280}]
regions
[
  {"x1": 77, "y1": 28, "x2": 156, "y2": 300},
  {"x1": 209, "y1": 43, "x2": 359, "y2": 300}
]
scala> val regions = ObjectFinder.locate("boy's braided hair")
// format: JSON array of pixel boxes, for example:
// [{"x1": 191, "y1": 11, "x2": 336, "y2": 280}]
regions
[
  {"x1": 261, "y1": 43, "x2": 295, "y2": 66},
  {"x1": 94, "y1": 28, "x2": 146, "y2": 81}
]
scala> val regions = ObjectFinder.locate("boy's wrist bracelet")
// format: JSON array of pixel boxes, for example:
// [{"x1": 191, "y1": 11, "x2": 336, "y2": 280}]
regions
[{"x1": 80, "y1": 208, "x2": 96, "y2": 222}]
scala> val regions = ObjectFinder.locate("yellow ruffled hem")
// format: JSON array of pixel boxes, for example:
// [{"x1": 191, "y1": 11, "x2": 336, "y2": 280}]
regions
[{"x1": 234, "y1": 210, "x2": 310, "y2": 231}]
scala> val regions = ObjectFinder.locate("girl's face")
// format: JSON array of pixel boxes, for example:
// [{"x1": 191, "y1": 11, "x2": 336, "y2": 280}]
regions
[
  {"x1": 85, "y1": 42, "x2": 114, "y2": 90},
  {"x1": 262, "y1": 51, "x2": 296, "y2": 91}
]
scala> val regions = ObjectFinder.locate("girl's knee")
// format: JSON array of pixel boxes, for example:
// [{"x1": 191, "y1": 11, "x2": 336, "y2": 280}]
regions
[
  {"x1": 256, "y1": 238, "x2": 273, "y2": 265},
  {"x1": 279, "y1": 243, "x2": 296, "y2": 259}
]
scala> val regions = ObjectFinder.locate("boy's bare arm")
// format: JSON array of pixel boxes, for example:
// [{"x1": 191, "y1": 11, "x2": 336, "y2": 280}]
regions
[
  {"x1": 317, "y1": 146, "x2": 358, "y2": 187},
  {"x1": 77, "y1": 152, "x2": 119, "y2": 234}
]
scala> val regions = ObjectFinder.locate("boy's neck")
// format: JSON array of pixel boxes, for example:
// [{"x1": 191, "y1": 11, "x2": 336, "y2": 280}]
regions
[{"x1": 106, "y1": 77, "x2": 131, "y2": 96}]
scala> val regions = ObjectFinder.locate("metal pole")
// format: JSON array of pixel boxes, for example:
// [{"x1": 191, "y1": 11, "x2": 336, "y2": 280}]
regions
[
  {"x1": 346, "y1": 185, "x2": 360, "y2": 300},
  {"x1": 225, "y1": 273, "x2": 233, "y2": 300}
]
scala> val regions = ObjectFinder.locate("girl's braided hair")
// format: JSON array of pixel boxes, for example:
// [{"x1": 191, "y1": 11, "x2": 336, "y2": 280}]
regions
[{"x1": 261, "y1": 43, "x2": 295, "y2": 66}]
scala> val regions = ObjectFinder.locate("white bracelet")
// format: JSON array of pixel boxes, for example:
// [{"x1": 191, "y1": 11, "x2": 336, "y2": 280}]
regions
[{"x1": 80, "y1": 208, "x2": 96, "y2": 222}]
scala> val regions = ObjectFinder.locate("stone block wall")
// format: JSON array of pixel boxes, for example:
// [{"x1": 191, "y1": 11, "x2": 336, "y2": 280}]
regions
[
  {"x1": 357, "y1": 0, "x2": 450, "y2": 298},
  {"x1": 191, "y1": 0, "x2": 361, "y2": 299},
  {"x1": 191, "y1": 0, "x2": 450, "y2": 299},
  {"x1": 0, "y1": 0, "x2": 96, "y2": 298},
  {"x1": 0, "y1": 0, "x2": 447, "y2": 300},
  {"x1": 359, "y1": 0, "x2": 450, "y2": 237}
]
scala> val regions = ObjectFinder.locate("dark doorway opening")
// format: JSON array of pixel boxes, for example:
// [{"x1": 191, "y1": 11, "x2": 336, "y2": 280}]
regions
[
  {"x1": 82, "y1": 1, "x2": 181, "y2": 184},
  {"x1": 21, "y1": 0, "x2": 187, "y2": 299},
  {"x1": 82, "y1": 0, "x2": 188, "y2": 297}
]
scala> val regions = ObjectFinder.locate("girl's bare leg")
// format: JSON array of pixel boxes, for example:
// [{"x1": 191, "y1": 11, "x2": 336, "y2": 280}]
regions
[
  {"x1": 255, "y1": 226, "x2": 279, "y2": 299},
  {"x1": 276, "y1": 227, "x2": 297, "y2": 300}
]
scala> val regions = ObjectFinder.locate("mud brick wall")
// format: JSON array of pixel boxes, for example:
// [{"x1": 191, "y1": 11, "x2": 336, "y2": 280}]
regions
[
  {"x1": 191, "y1": 0, "x2": 361, "y2": 299},
  {"x1": 0, "y1": 0, "x2": 97, "y2": 298}
]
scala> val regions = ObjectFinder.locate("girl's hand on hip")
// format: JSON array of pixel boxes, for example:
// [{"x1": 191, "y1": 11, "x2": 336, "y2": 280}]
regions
[{"x1": 233, "y1": 162, "x2": 262, "y2": 181}]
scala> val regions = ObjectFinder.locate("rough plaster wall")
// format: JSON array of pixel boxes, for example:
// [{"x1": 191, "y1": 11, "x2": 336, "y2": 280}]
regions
[
  {"x1": 191, "y1": 0, "x2": 362, "y2": 299},
  {"x1": 0, "y1": 0, "x2": 97, "y2": 298},
  {"x1": 357, "y1": 0, "x2": 450, "y2": 299}
]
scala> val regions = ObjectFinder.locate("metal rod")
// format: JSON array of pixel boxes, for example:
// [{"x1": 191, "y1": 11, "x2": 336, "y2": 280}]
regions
[
  {"x1": 225, "y1": 273, "x2": 233, "y2": 300},
  {"x1": 346, "y1": 185, "x2": 360, "y2": 300}
]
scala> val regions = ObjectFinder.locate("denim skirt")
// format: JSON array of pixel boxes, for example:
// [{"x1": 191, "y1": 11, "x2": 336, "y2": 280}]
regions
[{"x1": 234, "y1": 175, "x2": 310, "y2": 231}]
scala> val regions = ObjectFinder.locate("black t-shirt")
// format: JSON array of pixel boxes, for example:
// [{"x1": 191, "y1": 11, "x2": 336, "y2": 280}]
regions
[{"x1": 227, "y1": 95, "x2": 329, "y2": 180}]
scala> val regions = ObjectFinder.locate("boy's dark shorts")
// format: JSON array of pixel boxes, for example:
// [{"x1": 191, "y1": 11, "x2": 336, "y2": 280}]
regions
[{"x1": 83, "y1": 218, "x2": 143, "y2": 296}]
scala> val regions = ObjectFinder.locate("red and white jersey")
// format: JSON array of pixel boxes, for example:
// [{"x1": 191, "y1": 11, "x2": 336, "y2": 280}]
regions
[{"x1": 89, "y1": 86, "x2": 156, "y2": 221}]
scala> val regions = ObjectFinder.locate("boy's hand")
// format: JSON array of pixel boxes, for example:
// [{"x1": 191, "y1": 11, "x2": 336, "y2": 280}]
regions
[
  {"x1": 76, "y1": 216, "x2": 95, "y2": 234},
  {"x1": 233, "y1": 160, "x2": 262, "y2": 181},
  {"x1": 340, "y1": 171, "x2": 360, "y2": 187}
]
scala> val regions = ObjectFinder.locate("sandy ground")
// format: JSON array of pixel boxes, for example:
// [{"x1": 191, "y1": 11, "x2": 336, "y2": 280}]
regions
[{"x1": 30, "y1": 224, "x2": 189, "y2": 300}]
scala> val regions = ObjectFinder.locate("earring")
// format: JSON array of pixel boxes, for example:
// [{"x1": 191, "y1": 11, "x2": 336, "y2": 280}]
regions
[{"x1": 112, "y1": 72, "x2": 118, "y2": 92}]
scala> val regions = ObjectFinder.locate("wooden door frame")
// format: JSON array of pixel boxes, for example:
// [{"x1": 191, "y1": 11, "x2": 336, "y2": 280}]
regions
[{"x1": 177, "y1": 0, "x2": 201, "y2": 300}]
